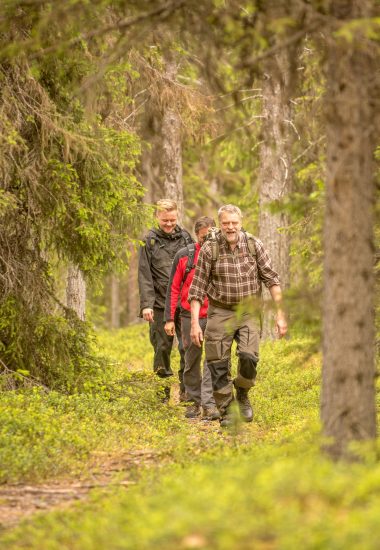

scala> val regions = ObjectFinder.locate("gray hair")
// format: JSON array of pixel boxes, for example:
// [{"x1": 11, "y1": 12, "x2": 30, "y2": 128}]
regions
[
  {"x1": 217, "y1": 204, "x2": 243, "y2": 220},
  {"x1": 194, "y1": 216, "x2": 216, "y2": 234}
]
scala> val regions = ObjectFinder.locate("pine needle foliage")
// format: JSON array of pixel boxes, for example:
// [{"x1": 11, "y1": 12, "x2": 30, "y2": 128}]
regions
[{"x1": 0, "y1": 2, "x2": 147, "y2": 388}]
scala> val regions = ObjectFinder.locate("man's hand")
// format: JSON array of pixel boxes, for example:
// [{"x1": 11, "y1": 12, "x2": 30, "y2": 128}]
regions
[
  {"x1": 142, "y1": 308, "x2": 154, "y2": 322},
  {"x1": 190, "y1": 322, "x2": 204, "y2": 347},
  {"x1": 164, "y1": 321, "x2": 175, "y2": 336},
  {"x1": 276, "y1": 312, "x2": 288, "y2": 338}
]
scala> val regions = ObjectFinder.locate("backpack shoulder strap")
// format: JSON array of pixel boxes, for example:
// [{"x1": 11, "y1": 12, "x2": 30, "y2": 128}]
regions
[
  {"x1": 181, "y1": 229, "x2": 193, "y2": 246},
  {"x1": 207, "y1": 227, "x2": 220, "y2": 262},
  {"x1": 147, "y1": 230, "x2": 162, "y2": 249},
  {"x1": 244, "y1": 232, "x2": 262, "y2": 299},
  {"x1": 183, "y1": 243, "x2": 196, "y2": 284},
  {"x1": 244, "y1": 231, "x2": 257, "y2": 258}
]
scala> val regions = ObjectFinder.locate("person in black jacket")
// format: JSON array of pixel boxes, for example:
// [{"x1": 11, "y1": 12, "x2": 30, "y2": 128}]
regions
[{"x1": 138, "y1": 199, "x2": 193, "y2": 402}]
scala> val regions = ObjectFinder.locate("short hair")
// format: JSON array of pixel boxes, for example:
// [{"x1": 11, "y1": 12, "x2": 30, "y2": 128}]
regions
[
  {"x1": 156, "y1": 198, "x2": 178, "y2": 214},
  {"x1": 194, "y1": 216, "x2": 216, "y2": 234},
  {"x1": 218, "y1": 204, "x2": 243, "y2": 220}
]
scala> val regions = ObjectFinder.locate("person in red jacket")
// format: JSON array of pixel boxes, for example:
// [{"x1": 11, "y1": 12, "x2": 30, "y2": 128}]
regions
[{"x1": 164, "y1": 216, "x2": 219, "y2": 420}]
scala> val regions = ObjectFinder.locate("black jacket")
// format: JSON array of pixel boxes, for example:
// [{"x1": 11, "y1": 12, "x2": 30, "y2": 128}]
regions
[{"x1": 138, "y1": 225, "x2": 193, "y2": 313}]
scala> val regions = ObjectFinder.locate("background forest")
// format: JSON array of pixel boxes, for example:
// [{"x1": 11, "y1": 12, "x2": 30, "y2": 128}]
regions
[{"x1": 0, "y1": 0, "x2": 379, "y2": 547}]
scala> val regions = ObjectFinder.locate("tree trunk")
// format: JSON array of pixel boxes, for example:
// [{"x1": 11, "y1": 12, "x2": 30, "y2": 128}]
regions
[
  {"x1": 66, "y1": 265, "x2": 86, "y2": 321},
  {"x1": 126, "y1": 245, "x2": 139, "y2": 324},
  {"x1": 140, "y1": 111, "x2": 162, "y2": 205},
  {"x1": 321, "y1": 0, "x2": 378, "y2": 459},
  {"x1": 161, "y1": 60, "x2": 184, "y2": 225},
  {"x1": 110, "y1": 274, "x2": 120, "y2": 329},
  {"x1": 258, "y1": 50, "x2": 293, "y2": 339}
]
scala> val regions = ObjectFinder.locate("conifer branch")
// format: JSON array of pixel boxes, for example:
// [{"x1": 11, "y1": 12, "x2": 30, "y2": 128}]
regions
[{"x1": 31, "y1": 0, "x2": 188, "y2": 58}]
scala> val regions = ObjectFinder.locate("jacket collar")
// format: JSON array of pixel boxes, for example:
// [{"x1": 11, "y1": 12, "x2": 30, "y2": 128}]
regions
[{"x1": 152, "y1": 225, "x2": 183, "y2": 240}]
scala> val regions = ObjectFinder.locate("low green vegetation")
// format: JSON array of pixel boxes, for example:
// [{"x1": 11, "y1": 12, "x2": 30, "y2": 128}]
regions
[
  {"x1": 6, "y1": 442, "x2": 380, "y2": 549},
  {"x1": 0, "y1": 325, "x2": 190, "y2": 484},
  {"x1": 1, "y1": 325, "x2": 380, "y2": 548}
]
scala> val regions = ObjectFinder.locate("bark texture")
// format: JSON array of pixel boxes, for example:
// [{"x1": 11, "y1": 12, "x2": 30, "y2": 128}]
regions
[
  {"x1": 140, "y1": 111, "x2": 163, "y2": 205},
  {"x1": 321, "y1": 0, "x2": 378, "y2": 459},
  {"x1": 126, "y1": 246, "x2": 139, "y2": 324},
  {"x1": 258, "y1": 50, "x2": 293, "y2": 339},
  {"x1": 161, "y1": 60, "x2": 184, "y2": 224},
  {"x1": 110, "y1": 275, "x2": 120, "y2": 329},
  {"x1": 66, "y1": 265, "x2": 86, "y2": 321}
]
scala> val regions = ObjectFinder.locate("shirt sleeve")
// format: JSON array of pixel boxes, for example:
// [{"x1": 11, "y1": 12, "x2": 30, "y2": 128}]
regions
[
  {"x1": 254, "y1": 238, "x2": 281, "y2": 288},
  {"x1": 138, "y1": 242, "x2": 156, "y2": 314},
  {"x1": 188, "y1": 244, "x2": 212, "y2": 304},
  {"x1": 165, "y1": 252, "x2": 184, "y2": 322}
]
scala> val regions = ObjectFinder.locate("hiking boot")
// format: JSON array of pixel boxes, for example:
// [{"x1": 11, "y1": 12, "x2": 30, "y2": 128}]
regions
[
  {"x1": 179, "y1": 390, "x2": 189, "y2": 403},
  {"x1": 155, "y1": 366, "x2": 167, "y2": 377},
  {"x1": 158, "y1": 386, "x2": 170, "y2": 404},
  {"x1": 235, "y1": 386, "x2": 253, "y2": 422},
  {"x1": 202, "y1": 406, "x2": 220, "y2": 421},
  {"x1": 185, "y1": 403, "x2": 201, "y2": 418}
]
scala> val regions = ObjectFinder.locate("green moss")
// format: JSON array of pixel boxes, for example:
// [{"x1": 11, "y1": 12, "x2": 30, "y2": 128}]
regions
[{"x1": 2, "y1": 327, "x2": 380, "y2": 549}]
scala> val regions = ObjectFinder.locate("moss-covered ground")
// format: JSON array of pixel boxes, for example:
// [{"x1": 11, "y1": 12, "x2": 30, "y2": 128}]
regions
[{"x1": 1, "y1": 325, "x2": 380, "y2": 549}]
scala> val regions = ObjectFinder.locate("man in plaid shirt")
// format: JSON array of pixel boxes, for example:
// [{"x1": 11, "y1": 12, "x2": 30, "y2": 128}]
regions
[{"x1": 188, "y1": 204, "x2": 287, "y2": 427}]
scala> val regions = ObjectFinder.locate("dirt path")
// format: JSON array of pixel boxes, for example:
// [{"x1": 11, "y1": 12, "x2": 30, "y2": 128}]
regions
[
  {"x1": 0, "y1": 384, "x2": 225, "y2": 531},
  {"x1": 0, "y1": 418, "x2": 222, "y2": 530},
  {"x1": 0, "y1": 448, "x2": 159, "y2": 530}
]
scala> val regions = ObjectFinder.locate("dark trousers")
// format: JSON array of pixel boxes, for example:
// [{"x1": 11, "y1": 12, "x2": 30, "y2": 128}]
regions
[
  {"x1": 149, "y1": 307, "x2": 185, "y2": 392},
  {"x1": 181, "y1": 316, "x2": 215, "y2": 407}
]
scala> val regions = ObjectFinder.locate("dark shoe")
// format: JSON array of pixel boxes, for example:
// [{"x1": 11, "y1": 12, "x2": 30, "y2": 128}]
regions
[
  {"x1": 235, "y1": 386, "x2": 253, "y2": 422},
  {"x1": 185, "y1": 403, "x2": 201, "y2": 418},
  {"x1": 202, "y1": 406, "x2": 220, "y2": 421},
  {"x1": 179, "y1": 390, "x2": 189, "y2": 403},
  {"x1": 158, "y1": 386, "x2": 170, "y2": 404},
  {"x1": 155, "y1": 366, "x2": 168, "y2": 377}
]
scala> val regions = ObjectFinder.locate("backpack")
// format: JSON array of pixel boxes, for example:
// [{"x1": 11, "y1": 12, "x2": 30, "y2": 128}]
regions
[
  {"x1": 205, "y1": 227, "x2": 257, "y2": 261},
  {"x1": 182, "y1": 243, "x2": 196, "y2": 284}
]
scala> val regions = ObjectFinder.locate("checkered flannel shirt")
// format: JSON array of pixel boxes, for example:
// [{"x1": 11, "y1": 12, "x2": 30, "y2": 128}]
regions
[{"x1": 188, "y1": 231, "x2": 280, "y2": 306}]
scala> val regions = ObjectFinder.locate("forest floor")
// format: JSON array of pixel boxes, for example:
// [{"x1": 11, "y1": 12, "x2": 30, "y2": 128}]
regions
[
  {"x1": 0, "y1": 448, "x2": 155, "y2": 528},
  {"x1": 0, "y1": 387, "x2": 221, "y2": 529},
  {"x1": 1, "y1": 326, "x2": 380, "y2": 549},
  {"x1": 0, "y1": 374, "x2": 223, "y2": 530}
]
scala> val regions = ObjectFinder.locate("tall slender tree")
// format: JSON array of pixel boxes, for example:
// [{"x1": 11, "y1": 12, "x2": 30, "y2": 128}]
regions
[
  {"x1": 321, "y1": 0, "x2": 379, "y2": 459},
  {"x1": 66, "y1": 266, "x2": 86, "y2": 322},
  {"x1": 258, "y1": 48, "x2": 295, "y2": 339},
  {"x1": 161, "y1": 58, "x2": 184, "y2": 223},
  {"x1": 110, "y1": 274, "x2": 120, "y2": 329}
]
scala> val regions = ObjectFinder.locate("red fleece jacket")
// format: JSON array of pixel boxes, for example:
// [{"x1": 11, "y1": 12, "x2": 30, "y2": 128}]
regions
[{"x1": 165, "y1": 242, "x2": 208, "y2": 321}]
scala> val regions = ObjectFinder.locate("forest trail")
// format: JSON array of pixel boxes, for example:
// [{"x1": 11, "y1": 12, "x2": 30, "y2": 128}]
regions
[
  {"x1": 0, "y1": 449, "x2": 154, "y2": 528},
  {"x1": 0, "y1": 387, "x2": 220, "y2": 530}
]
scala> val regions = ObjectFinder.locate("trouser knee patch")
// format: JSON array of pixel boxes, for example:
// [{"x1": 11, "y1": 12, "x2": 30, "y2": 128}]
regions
[{"x1": 238, "y1": 352, "x2": 258, "y2": 380}]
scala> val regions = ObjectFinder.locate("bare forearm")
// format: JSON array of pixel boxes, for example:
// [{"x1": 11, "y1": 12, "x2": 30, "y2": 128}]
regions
[
  {"x1": 190, "y1": 299, "x2": 201, "y2": 325},
  {"x1": 269, "y1": 285, "x2": 287, "y2": 337},
  {"x1": 269, "y1": 284, "x2": 282, "y2": 304},
  {"x1": 190, "y1": 299, "x2": 203, "y2": 347}
]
